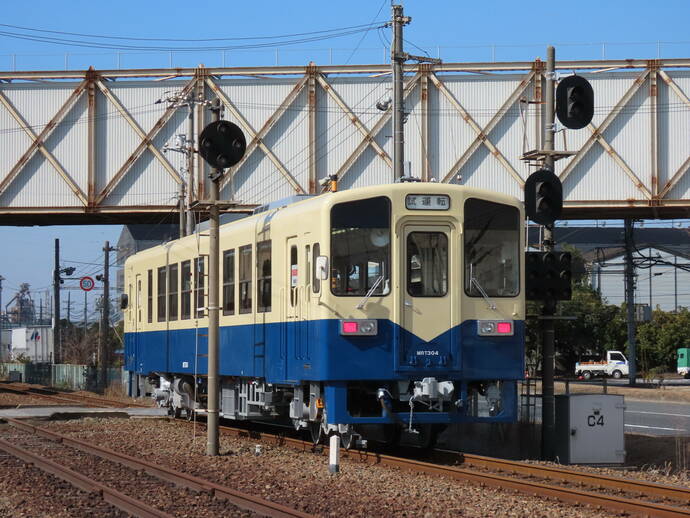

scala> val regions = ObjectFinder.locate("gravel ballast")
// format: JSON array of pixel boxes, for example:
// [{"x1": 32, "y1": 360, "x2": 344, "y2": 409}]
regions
[{"x1": 35, "y1": 418, "x2": 619, "y2": 518}]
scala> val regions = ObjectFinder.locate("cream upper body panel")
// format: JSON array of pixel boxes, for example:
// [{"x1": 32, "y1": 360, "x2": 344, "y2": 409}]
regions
[{"x1": 124, "y1": 183, "x2": 524, "y2": 337}]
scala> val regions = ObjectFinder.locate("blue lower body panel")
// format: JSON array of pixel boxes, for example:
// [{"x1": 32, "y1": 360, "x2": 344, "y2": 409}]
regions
[{"x1": 125, "y1": 318, "x2": 524, "y2": 424}]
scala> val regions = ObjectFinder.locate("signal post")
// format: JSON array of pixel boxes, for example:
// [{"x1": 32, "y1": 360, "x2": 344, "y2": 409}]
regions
[
  {"x1": 196, "y1": 100, "x2": 247, "y2": 456},
  {"x1": 522, "y1": 46, "x2": 593, "y2": 460}
]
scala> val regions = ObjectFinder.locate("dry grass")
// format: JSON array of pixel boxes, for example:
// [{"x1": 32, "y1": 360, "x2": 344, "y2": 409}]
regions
[{"x1": 553, "y1": 380, "x2": 690, "y2": 403}]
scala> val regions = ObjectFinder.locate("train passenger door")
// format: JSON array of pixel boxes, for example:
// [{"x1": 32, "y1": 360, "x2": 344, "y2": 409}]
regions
[
  {"x1": 284, "y1": 237, "x2": 300, "y2": 381},
  {"x1": 399, "y1": 224, "x2": 454, "y2": 371}
]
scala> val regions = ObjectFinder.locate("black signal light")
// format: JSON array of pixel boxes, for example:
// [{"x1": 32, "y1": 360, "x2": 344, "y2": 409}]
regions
[
  {"x1": 524, "y1": 169, "x2": 563, "y2": 226},
  {"x1": 198, "y1": 120, "x2": 247, "y2": 170},
  {"x1": 556, "y1": 75, "x2": 594, "y2": 130},
  {"x1": 524, "y1": 251, "x2": 573, "y2": 301}
]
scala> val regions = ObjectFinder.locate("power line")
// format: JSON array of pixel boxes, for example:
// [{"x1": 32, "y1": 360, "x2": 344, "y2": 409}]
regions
[
  {"x1": 0, "y1": 25, "x2": 387, "y2": 52},
  {"x1": 0, "y1": 22, "x2": 388, "y2": 43}
]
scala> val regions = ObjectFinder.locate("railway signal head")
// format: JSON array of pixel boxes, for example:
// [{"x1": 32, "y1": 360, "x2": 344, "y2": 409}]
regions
[
  {"x1": 524, "y1": 169, "x2": 563, "y2": 226},
  {"x1": 198, "y1": 120, "x2": 246, "y2": 170},
  {"x1": 556, "y1": 75, "x2": 594, "y2": 130},
  {"x1": 525, "y1": 251, "x2": 573, "y2": 301}
]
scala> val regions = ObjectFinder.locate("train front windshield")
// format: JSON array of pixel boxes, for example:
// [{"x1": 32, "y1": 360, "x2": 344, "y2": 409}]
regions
[
  {"x1": 464, "y1": 198, "x2": 520, "y2": 297},
  {"x1": 330, "y1": 196, "x2": 391, "y2": 296}
]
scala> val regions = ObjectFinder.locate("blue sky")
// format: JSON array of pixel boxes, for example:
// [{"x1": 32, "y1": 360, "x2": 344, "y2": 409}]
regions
[{"x1": 0, "y1": 0, "x2": 689, "y2": 314}]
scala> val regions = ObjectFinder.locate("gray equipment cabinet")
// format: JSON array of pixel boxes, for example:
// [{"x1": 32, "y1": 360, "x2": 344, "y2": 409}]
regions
[{"x1": 555, "y1": 394, "x2": 626, "y2": 464}]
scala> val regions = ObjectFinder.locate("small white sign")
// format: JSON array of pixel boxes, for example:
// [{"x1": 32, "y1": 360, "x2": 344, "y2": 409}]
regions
[
  {"x1": 405, "y1": 194, "x2": 450, "y2": 210},
  {"x1": 182, "y1": 361, "x2": 189, "y2": 368}
]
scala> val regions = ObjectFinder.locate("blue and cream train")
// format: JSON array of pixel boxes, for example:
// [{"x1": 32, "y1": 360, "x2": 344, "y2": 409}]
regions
[{"x1": 123, "y1": 182, "x2": 525, "y2": 446}]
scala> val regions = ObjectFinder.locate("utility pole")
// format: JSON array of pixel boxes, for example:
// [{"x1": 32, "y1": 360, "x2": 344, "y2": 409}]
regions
[
  {"x1": 187, "y1": 102, "x2": 195, "y2": 236},
  {"x1": 389, "y1": 5, "x2": 439, "y2": 182},
  {"x1": 624, "y1": 219, "x2": 637, "y2": 385},
  {"x1": 0, "y1": 274, "x2": 4, "y2": 323},
  {"x1": 99, "y1": 241, "x2": 115, "y2": 390},
  {"x1": 391, "y1": 4, "x2": 409, "y2": 182},
  {"x1": 160, "y1": 91, "x2": 199, "y2": 238},
  {"x1": 207, "y1": 99, "x2": 222, "y2": 456},
  {"x1": 541, "y1": 45, "x2": 557, "y2": 461},
  {"x1": 53, "y1": 239, "x2": 61, "y2": 364}
]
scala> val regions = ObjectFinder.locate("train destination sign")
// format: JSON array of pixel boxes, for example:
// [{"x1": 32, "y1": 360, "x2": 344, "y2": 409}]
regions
[{"x1": 405, "y1": 194, "x2": 450, "y2": 210}]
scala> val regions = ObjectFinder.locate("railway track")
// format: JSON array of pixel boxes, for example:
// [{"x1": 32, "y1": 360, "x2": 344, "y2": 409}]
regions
[
  {"x1": 0, "y1": 417, "x2": 314, "y2": 518},
  {"x1": 0, "y1": 382, "x2": 150, "y2": 408},
  {"x1": 185, "y1": 419, "x2": 690, "y2": 518}
]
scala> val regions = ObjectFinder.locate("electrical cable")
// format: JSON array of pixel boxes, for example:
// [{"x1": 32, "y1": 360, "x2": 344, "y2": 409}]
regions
[
  {"x1": 0, "y1": 22, "x2": 389, "y2": 43},
  {"x1": 0, "y1": 25, "x2": 387, "y2": 52}
]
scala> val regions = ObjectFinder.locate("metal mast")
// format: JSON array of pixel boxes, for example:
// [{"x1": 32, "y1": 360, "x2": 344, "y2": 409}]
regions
[
  {"x1": 541, "y1": 46, "x2": 556, "y2": 461},
  {"x1": 391, "y1": 4, "x2": 409, "y2": 181},
  {"x1": 389, "y1": 5, "x2": 439, "y2": 181},
  {"x1": 207, "y1": 99, "x2": 223, "y2": 457},
  {"x1": 53, "y1": 239, "x2": 61, "y2": 364}
]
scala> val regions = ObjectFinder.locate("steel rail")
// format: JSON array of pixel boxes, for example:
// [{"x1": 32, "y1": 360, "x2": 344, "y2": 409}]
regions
[
  {"x1": 458, "y1": 451, "x2": 690, "y2": 504},
  {"x1": 0, "y1": 435, "x2": 171, "y2": 518},
  {"x1": 185, "y1": 420, "x2": 690, "y2": 518},
  {"x1": 4, "y1": 418, "x2": 315, "y2": 518},
  {"x1": 0, "y1": 383, "x2": 149, "y2": 408}
]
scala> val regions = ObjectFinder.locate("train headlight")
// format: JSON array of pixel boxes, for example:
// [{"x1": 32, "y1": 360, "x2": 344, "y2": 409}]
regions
[
  {"x1": 339, "y1": 319, "x2": 378, "y2": 336},
  {"x1": 477, "y1": 320, "x2": 513, "y2": 336}
]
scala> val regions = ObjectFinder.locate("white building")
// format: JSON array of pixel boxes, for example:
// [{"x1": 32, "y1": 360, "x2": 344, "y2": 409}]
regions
[{"x1": 10, "y1": 326, "x2": 53, "y2": 362}]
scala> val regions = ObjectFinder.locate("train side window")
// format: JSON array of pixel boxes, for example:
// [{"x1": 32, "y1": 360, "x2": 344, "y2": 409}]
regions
[
  {"x1": 312, "y1": 243, "x2": 320, "y2": 293},
  {"x1": 137, "y1": 279, "x2": 142, "y2": 323},
  {"x1": 157, "y1": 266, "x2": 166, "y2": 322},
  {"x1": 169, "y1": 263, "x2": 179, "y2": 321},
  {"x1": 290, "y1": 245, "x2": 298, "y2": 306},
  {"x1": 195, "y1": 257, "x2": 205, "y2": 317},
  {"x1": 181, "y1": 260, "x2": 191, "y2": 320},
  {"x1": 223, "y1": 249, "x2": 235, "y2": 316},
  {"x1": 147, "y1": 269, "x2": 153, "y2": 324},
  {"x1": 305, "y1": 245, "x2": 311, "y2": 293},
  {"x1": 257, "y1": 241, "x2": 271, "y2": 313},
  {"x1": 239, "y1": 245, "x2": 252, "y2": 314},
  {"x1": 128, "y1": 283, "x2": 132, "y2": 321}
]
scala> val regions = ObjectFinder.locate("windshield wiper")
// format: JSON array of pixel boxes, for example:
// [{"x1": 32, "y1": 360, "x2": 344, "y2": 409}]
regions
[
  {"x1": 469, "y1": 263, "x2": 496, "y2": 311},
  {"x1": 357, "y1": 275, "x2": 384, "y2": 310}
]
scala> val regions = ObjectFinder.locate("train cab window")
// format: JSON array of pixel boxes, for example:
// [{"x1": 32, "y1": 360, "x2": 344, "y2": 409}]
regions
[
  {"x1": 290, "y1": 245, "x2": 298, "y2": 307},
  {"x1": 407, "y1": 232, "x2": 448, "y2": 297},
  {"x1": 168, "y1": 263, "x2": 178, "y2": 321},
  {"x1": 181, "y1": 260, "x2": 192, "y2": 320},
  {"x1": 331, "y1": 196, "x2": 391, "y2": 296},
  {"x1": 157, "y1": 266, "x2": 166, "y2": 322},
  {"x1": 239, "y1": 245, "x2": 252, "y2": 314},
  {"x1": 312, "y1": 243, "x2": 320, "y2": 293},
  {"x1": 464, "y1": 198, "x2": 520, "y2": 298},
  {"x1": 257, "y1": 241, "x2": 271, "y2": 313},
  {"x1": 223, "y1": 250, "x2": 235, "y2": 315},
  {"x1": 147, "y1": 269, "x2": 153, "y2": 324},
  {"x1": 195, "y1": 257, "x2": 205, "y2": 317}
]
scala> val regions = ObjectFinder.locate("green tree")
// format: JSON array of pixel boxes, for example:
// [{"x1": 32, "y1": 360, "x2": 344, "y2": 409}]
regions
[{"x1": 636, "y1": 307, "x2": 690, "y2": 372}]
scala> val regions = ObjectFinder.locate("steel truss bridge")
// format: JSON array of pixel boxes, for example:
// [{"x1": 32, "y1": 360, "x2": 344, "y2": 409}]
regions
[{"x1": 0, "y1": 58, "x2": 688, "y2": 225}]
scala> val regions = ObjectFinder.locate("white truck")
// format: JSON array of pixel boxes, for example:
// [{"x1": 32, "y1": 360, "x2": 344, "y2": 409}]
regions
[{"x1": 575, "y1": 351, "x2": 629, "y2": 380}]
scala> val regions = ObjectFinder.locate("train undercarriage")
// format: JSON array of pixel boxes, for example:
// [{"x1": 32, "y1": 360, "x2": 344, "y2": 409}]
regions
[{"x1": 150, "y1": 374, "x2": 511, "y2": 449}]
